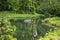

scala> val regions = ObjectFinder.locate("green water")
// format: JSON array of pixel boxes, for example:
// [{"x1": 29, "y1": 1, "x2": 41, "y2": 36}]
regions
[{"x1": 10, "y1": 19, "x2": 37, "y2": 40}]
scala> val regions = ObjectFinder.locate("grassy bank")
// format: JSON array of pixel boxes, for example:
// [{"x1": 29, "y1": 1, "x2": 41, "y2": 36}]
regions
[{"x1": 0, "y1": 11, "x2": 41, "y2": 20}]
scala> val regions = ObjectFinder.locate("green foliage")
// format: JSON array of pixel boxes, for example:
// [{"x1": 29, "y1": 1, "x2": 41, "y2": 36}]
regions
[
  {"x1": 37, "y1": 17, "x2": 60, "y2": 40},
  {"x1": 36, "y1": 0, "x2": 60, "y2": 16},
  {"x1": 8, "y1": 0, "x2": 20, "y2": 12},
  {"x1": 0, "y1": 18, "x2": 17, "y2": 40},
  {"x1": 42, "y1": 17, "x2": 60, "y2": 27},
  {"x1": 0, "y1": 35, "x2": 17, "y2": 40},
  {"x1": 0, "y1": 0, "x2": 60, "y2": 39},
  {"x1": 19, "y1": 0, "x2": 34, "y2": 14},
  {"x1": 0, "y1": 11, "x2": 40, "y2": 20},
  {"x1": 0, "y1": 0, "x2": 60, "y2": 16},
  {"x1": 0, "y1": 0, "x2": 8, "y2": 10}
]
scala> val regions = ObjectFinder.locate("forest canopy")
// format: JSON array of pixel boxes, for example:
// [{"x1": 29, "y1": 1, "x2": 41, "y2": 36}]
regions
[{"x1": 0, "y1": 0, "x2": 60, "y2": 16}]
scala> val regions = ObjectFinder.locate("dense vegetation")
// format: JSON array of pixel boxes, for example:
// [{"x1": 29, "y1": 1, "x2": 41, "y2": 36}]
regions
[
  {"x1": 0, "y1": 0, "x2": 60, "y2": 16},
  {"x1": 0, "y1": 0, "x2": 60, "y2": 40},
  {"x1": 38, "y1": 17, "x2": 60, "y2": 40},
  {"x1": 0, "y1": 18, "x2": 17, "y2": 40}
]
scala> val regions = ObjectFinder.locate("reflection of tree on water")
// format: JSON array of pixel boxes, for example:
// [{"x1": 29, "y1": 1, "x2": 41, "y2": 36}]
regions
[{"x1": 10, "y1": 19, "x2": 33, "y2": 40}]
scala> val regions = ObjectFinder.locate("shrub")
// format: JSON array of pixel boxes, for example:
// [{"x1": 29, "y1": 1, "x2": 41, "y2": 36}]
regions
[
  {"x1": 37, "y1": 17, "x2": 60, "y2": 40},
  {"x1": 0, "y1": 18, "x2": 17, "y2": 40}
]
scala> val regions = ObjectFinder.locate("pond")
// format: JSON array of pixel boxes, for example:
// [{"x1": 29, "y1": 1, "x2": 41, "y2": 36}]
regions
[{"x1": 10, "y1": 18, "x2": 39, "y2": 40}]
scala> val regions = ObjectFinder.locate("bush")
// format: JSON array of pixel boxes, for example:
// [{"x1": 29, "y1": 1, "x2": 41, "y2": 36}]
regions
[
  {"x1": 37, "y1": 17, "x2": 60, "y2": 40},
  {"x1": 0, "y1": 18, "x2": 17, "y2": 40}
]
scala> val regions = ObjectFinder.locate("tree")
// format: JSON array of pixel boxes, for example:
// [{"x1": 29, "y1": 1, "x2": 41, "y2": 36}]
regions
[
  {"x1": 7, "y1": 0, "x2": 20, "y2": 12},
  {"x1": 19, "y1": 0, "x2": 33, "y2": 14},
  {"x1": 35, "y1": 0, "x2": 60, "y2": 16},
  {"x1": 0, "y1": 0, "x2": 8, "y2": 11}
]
